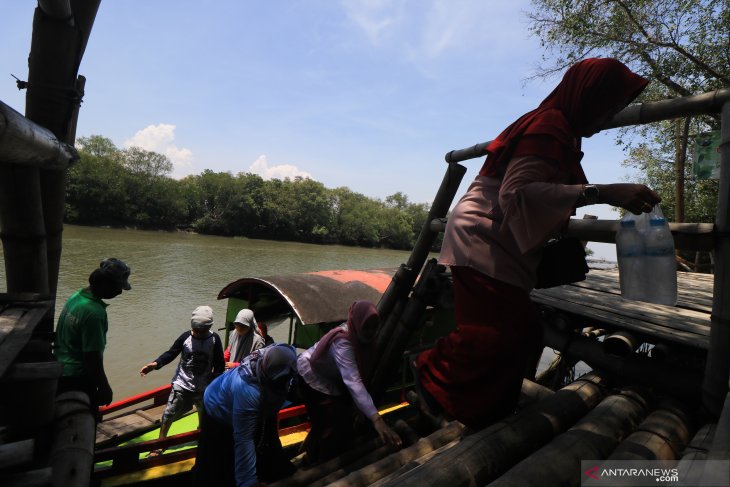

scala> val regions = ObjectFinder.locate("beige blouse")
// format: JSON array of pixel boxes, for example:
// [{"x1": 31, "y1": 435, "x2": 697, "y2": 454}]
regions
[{"x1": 438, "y1": 155, "x2": 584, "y2": 291}]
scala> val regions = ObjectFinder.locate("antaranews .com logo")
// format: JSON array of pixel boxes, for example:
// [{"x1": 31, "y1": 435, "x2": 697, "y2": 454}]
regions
[{"x1": 581, "y1": 460, "x2": 729, "y2": 486}]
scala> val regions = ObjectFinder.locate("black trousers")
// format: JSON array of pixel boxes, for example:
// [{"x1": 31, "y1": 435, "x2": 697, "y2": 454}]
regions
[
  {"x1": 298, "y1": 375, "x2": 356, "y2": 464},
  {"x1": 192, "y1": 409, "x2": 235, "y2": 487}
]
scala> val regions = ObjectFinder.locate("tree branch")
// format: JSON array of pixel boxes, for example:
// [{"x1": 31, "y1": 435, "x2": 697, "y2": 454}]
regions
[{"x1": 613, "y1": 0, "x2": 730, "y2": 84}]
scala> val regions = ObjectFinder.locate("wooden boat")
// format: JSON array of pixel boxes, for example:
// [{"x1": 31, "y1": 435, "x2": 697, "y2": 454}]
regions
[{"x1": 91, "y1": 266, "x2": 441, "y2": 485}]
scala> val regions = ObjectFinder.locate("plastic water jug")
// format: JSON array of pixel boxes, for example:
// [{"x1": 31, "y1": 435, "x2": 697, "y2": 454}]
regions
[
  {"x1": 644, "y1": 216, "x2": 678, "y2": 305},
  {"x1": 616, "y1": 218, "x2": 644, "y2": 301},
  {"x1": 615, "y1": 205, "x2": 677, "y2": 306}
]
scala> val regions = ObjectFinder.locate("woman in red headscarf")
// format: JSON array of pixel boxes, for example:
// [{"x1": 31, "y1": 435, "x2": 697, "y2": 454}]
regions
[
  {"x1": 413, "y1": 58, "x2": 661, "y2": 430},
  {"x1": 297, "y1": 300, "x2": 402, "y2": 463}
]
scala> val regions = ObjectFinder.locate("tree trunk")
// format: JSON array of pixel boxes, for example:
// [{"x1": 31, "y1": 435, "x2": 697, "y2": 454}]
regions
[{"x1": 674, "y1": 118, "x2": 690, "y2": 223}]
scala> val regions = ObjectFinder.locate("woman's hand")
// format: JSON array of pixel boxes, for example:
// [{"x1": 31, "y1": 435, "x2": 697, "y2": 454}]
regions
[
  {"x1": 225, "y1": 361, "x2": 238, "y2": 370},
  {"x1": 139, "y1": 362, "x2": 157, "y2": 376},
  {"x1": 371, "y1": 414, "x2": 403, "y2": 448},
  {"x1": 597, "y1": 184, "x2": 661, "y2": 215}
]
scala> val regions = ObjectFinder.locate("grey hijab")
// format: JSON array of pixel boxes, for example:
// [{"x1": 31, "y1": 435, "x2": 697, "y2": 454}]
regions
[{"x1": 229, "y1": 309, "x2": 265, "y2": 362}]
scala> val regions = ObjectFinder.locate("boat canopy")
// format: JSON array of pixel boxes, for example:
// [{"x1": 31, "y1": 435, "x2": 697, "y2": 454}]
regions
[{"x1": 217, "y1": 268, "x2": 397, "y2": 326}]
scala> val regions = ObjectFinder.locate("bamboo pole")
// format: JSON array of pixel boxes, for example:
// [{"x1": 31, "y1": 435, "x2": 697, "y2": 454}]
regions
[
  {"x1": 542, "y1": 322, "x2": 702, "y2": 404},
  {"x1": 429, "y1": 218, "x2": 714, "y2": 251},
  {"x1": 517, "y1": 378, "x2": 555, "y2": 408},
  {"x1": 681, "y1": 423, "x2": 715, "y2": 462},
  {"x1": 271, "y1": 437, "x2": 385, "y2": 487},
  {"x1": 374, "y1": 162, "x2": 466, "y2": 360},
  {"x1": 368, "y1": 438, "x2": 460, "y2": 487},
  {"x1": 607, "y1": 88, "x2": 730, "y2": 129},
  {"x1": 603, "y1": 330, "x2": 640, "y2": 357},
  {"x1": 37, "y1": 0, "x2": 72, "y2": 20},
  {"x1": 708, "y1": 392, "x2": 730, "y2": 461},
  {"x1": 702, "y1": 101, "x2": 730, "y2": 418},
  {"x1": 0, "y1": 439, "x2": 34, "y2": 469},
  {"x1": 377, "y1": 374, "x2": 606, "y2": 487},
  {"x1": 489, "y1": 389, "x2": 649, "y2": 487},
  {"x1": 25, "y1": 2, "x2": 101, "y2": 303},
  {"x1": 370, "y1": 259, "x2": 443, "y2": 400},
  {"x1": 50, "y1": 391, "x2": 95, "y2": 487},
  {"x1": 607, "y1": 403, "x2": 694, "y2": 461},
  {"x1": 674, "y1": 118, "x2": 690, "y2": 223},
  {"x1": 306, "y1": 444, "x2": 394, "y2": 487},
  {"x1": 0, "y1": 101, "x2": 77, "y2": 169},
  {"x1": 677, "y1": 423, "x2": 715, "y2": 484},
  {"x1": 0, "y1": 164, "x2": 49, "y2": 293},
  {"x1": 430, "y1": 218, "x2": 714, "y2": 250},
  {"x1": 444, "y1": 89, "x2": 730, "y2": 165},
  {"x1": 2, "y1": 467, "x2": 53, "y2": 487},
  {"x1": 326, "y1": 421, "x2": 465, "y2": 487}
]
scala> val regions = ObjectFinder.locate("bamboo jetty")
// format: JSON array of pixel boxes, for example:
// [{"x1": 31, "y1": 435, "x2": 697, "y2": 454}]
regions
[{"x1": 2, "y1": 2, "x2": 730, "y2": 486}]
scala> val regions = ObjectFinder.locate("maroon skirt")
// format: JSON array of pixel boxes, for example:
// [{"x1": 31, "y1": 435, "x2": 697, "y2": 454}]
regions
[{"x1": 416, "y1": 266, "x2": 543, "y2": 429}]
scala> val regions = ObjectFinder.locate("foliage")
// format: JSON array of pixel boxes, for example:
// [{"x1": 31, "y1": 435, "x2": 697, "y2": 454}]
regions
[
  {"x1": 528, "y1": 0, "x2": 729, "y2": 95},
  {"x1": 622, "y1": 120, "x2": 719, "y2": 224},
  {"x1": 66, "y1": 136, "x2": 432, "y2": 250},
  {"x1": 528, "y1": 0, "x2": 729, "y2": 225}
]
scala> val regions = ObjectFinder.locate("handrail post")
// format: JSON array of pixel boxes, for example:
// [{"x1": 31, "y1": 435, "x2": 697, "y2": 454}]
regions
[
  {"x1": 702, "y1": 100, "x2": 730, "y2": 418},
  {"x1": 372, "y1": 162, "x2": 466, "y2": 386}
]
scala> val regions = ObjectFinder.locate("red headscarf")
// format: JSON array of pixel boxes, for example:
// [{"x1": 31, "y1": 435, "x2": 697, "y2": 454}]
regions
[
  {"x1": 310, "y1": 300, "x2": 379, "y2": 376},
  {"x1": 479, "y1": 58, "x2": 649, "y2": 183}
]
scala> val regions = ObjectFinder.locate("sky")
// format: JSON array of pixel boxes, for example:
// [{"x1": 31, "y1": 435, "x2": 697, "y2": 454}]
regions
[{"x1": 1, "y1": 0, "x2": 636, "y2": 260}]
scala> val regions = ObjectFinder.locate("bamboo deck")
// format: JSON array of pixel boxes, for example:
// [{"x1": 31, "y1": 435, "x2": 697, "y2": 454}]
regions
[{"x1": 531, "y1": 268, "x2": 712, "y2": 349}]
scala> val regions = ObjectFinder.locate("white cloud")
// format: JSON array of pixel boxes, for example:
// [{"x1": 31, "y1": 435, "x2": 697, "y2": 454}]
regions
[
  {"x1": 248, "y1": 154, "x2": 312, "y2": 180},
  {"x1": 124, "y1": 124, "x2": 194, "y2": 178},
  {"x1": 341, "y1": 0, "x2": 530, "y2": 59},
  {"x1": 341, "y1": 0, "x2": 405, "y2": 46}
]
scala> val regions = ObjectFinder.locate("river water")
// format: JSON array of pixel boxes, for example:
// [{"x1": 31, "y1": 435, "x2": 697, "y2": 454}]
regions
[{"x1": 0, "y1": 225, "x2": 420, "y2": 401}]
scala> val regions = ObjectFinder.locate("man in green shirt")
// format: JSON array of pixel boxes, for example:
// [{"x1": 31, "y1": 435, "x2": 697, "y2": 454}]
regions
[{"x1": 54, "y1": 258, "x2": 132, "y2": 417}]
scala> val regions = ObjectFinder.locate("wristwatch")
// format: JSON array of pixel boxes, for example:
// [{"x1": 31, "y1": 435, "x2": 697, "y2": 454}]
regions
[{"x1": 582, "y1": 184, "x2": 599, "y2": 205}]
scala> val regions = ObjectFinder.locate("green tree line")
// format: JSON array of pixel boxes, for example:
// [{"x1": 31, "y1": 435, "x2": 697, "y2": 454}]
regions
[{"x1": 66, "y1": 135, "x2": 433, "y2": 250}]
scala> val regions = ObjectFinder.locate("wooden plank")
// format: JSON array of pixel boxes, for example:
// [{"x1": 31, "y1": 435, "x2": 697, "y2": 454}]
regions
[
  {"x1": 0, "y1": 301, "x2": 53, "y2": 378},
  {"x1": 576, "y1": 269, "x2": 714, "y2": 313},
  {"x1": 95, "y1": 404, "x2": 167, "y2": 445},
  {"x1": 135, "y1": 409, "x2": 162, "y2": 424},
  {"x1": 533, "y1": 292, "x2": 708, "y2": 349},
  {"x1": 0, "y1": 309, "x2": 26, "y2": 349},
  {"x1": 532, "y1": 268, "x2": 714, "y2": 349},
  {"x1": 537, "y1": 286, "x2": 710, "y2": 331},
  {"x1": 0, "y1": 362, "x2": 63, "y2": 382}
]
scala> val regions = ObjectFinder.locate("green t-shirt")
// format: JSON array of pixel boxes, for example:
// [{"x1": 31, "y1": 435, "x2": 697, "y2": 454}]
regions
[{"x1": 54, "y1": 289, "x2": 109, "y2": 377}]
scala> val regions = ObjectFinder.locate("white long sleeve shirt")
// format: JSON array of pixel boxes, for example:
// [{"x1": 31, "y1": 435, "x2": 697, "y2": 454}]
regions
[{"x1": 297, "y1": 333, "x2": 378, "y2": 419}]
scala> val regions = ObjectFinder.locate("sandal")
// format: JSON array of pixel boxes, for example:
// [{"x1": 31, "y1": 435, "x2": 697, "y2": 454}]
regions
[{"x1": 146, "y1": 448, "x2": 165, "y2": 458}]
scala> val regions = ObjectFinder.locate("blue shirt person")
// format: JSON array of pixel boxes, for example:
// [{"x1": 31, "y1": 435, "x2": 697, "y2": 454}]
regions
[{"x1": 192, "y1": 343, "x2": 297, "y2": 487}]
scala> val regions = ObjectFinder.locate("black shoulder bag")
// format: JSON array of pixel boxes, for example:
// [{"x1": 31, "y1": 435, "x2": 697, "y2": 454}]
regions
[{"x1": 534, "y1": 236, "x2": 589, "y2": 289}]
